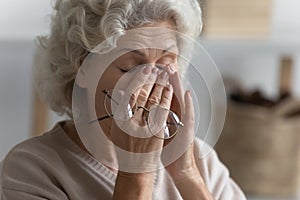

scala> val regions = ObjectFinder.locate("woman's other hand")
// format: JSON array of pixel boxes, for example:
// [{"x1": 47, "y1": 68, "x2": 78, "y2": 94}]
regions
[{"x1": 164, "y1": 67, "x2": 214, "y2": 200}]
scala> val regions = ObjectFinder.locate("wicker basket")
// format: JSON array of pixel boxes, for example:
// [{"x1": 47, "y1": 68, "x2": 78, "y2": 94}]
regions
[{"x1": 215, "y1": 99, "x2": 300, "y2": 196}]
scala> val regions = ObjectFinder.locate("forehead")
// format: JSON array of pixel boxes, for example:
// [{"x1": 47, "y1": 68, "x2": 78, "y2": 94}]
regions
[{"x1": 115, "y1": 27, "x2": 179, "y2": 55}]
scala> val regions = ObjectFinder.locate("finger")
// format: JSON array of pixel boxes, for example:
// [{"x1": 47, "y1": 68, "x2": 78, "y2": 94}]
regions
[
  {"x1": 168, "y1": 66, "x2": 185, "y2": 119},
  {"x1": 146, "y1": 71, "x2": 169, "y2": 109},
  {"x1": 135, "y1": 67, "x2": 159, "y2": 108},
  {"x1": 168, "y1": 72, "x2": 183, "y2": 124},
  {"x1": 158, "y1": 84, "x2": 174, "y2": 138},
  {"x1": 116, "y1": 65, "x2": 152, "y2": 118},
  {"x1": 169, "y1": 71, "x2": 185, "y2": 107},
  {"x1": 132, "y1": 67, "x2": 159, "y2": 123},
  {"x1": 183, "y1": 90, "x2": 194, "y2": 128},
  {"x1": 160, "y1": 83, "x2": 173, "y2": 110},
  {"x1": 127, "y1": 65, "x2": 153, "y2": 106},
  {"x1": 147, "y1": 84, "x2": 173, "y2": 138},
  {"x1": 164, "y1": 91, "x2": 194, "y2": 148},
  {"x1": 165, "y1": 63, "x2": 177, "y2": 75}
]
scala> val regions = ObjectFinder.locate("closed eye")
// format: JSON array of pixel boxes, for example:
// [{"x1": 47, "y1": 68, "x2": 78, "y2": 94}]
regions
[
  {"x1": 120, "y1": 65, "x2": 144, "y2": 73},
  {"x1": 120, "y1": 68, "x2": 129, "y2": 73}
]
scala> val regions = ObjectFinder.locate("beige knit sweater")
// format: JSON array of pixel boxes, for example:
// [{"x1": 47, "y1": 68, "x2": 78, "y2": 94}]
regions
[{"x1": 0, "y1": 121, "x2": 246, "y2": 200}]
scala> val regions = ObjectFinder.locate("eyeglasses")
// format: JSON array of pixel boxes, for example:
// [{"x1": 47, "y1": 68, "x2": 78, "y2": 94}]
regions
[{"x1": 89, "y1": 89, "x2": 184, "y2": 139}]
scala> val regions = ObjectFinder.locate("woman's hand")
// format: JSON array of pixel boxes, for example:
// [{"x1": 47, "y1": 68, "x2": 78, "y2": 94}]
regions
[
  {"x1": 110, "y1": 65, "x2": 172, "y2": 169},
  {"x1": 164, "y1": 67, "x2": 214, "y2": 200},
  {"x1": 111, "y1": 65, "x2": 173, "y2": 200},
  {"x1": 163, "y1": 70, "x2": 199, "y2": 179},
  {"x1": 165, "y1": 90, "x2": 199, "y2": 179}
]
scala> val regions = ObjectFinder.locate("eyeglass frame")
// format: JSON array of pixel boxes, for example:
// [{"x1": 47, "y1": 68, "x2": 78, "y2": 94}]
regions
[{"x1": 89, "y1": 89, "x2": 184, "y2": 139}]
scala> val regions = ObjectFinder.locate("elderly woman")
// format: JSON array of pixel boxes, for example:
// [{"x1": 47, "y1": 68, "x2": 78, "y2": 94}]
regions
[{"x1": 1, "y1": 0, "x2": 246, "y2": 199}]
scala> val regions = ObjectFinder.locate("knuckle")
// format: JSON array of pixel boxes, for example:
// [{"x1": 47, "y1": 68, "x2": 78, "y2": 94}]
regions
[
  {"x1": 160, "y1": 89, "x2": 172, "y2": 104},
  {"x1": 164, "y1": 89, "x2": 173, "y2": 98},
  {"x1": 130, "y1": 92, "x2": 138, "y2": 102},
  {"x1": 148, "y1": 96, "x2": 160, "y2": 105},
  {"x1": 160, "y1": 95, "x2": 170, "y2": 105},
  {"x1": 154, "y1": 84, "x2": 164, "y2": 92},
  {"x1": 138, "y1": 89, "x2": 149, "y2": 102},
  {"x1": 156, "y1": 79, "x2": 166, "y2": 87}
]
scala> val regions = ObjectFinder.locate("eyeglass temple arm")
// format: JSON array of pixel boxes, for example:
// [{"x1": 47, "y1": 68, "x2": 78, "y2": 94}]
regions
[
  {"x1": 88, "y1": 115, "x2": 112, "y2": 124},
  {"x1": 102, "y1": 89, "x2": 119, "y2": 105},
  {"x1": 166, "y1": 121, "x2": 184, "y2": 127},
  {"x1": 89, "y1": 90, "x2": 118, "y2": 124}
]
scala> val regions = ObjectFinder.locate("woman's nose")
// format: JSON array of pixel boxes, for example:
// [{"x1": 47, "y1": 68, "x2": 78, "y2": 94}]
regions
[{"x1": 152, "y1": 63, "x2": 176, "y2": 75}]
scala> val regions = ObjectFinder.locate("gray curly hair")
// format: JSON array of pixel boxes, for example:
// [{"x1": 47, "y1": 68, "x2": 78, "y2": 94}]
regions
[{"x1": 34, "y1": 0, "x2": 202, "y2": 118}]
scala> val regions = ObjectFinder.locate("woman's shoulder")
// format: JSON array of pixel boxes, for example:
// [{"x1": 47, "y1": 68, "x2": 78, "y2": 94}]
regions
[
  {"x1": 0, "y1": 121, "x2": 80, "y2": 199},
  {"x1": 1, "y1": 120, "x2": 77, "y2": 181},
  {"x1": 3, "y1": 121, "x2": 68, "y2": 163},
  {"x1": 0, "y1": 121, "x2": 114, "y2": 199}
]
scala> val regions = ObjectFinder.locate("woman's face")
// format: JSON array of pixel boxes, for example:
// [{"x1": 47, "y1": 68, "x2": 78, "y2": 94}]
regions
[{"x1": 95, "y1": 20, "x2": 179, "y2": 136}]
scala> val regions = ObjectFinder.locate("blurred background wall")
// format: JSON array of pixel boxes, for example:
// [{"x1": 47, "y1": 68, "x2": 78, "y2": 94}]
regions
[{"x1": 0, "y1": 0, "x2": 63, "y2": 160}]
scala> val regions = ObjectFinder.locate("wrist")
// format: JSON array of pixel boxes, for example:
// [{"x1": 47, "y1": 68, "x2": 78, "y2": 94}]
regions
[
  {"x1": 168, "y1": 168, "x2": 213, "y2": 200},
  {"x1": 113, "y1": 171, "x2": 155, "y2": 200},
  {"x1": 117, "y1": 171, "x2": 155, "y2": 185},
  {"x1": 168, "y1": 166, "x2": 204, "y2": 185},
  {"x1": 117, "y1": 171, "x2": 155, "y2": 177}
]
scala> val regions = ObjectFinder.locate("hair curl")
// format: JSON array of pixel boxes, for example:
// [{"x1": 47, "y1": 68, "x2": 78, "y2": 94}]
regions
[{"x1": 34, "y1": 0, "x2": 202, "y2": 118}]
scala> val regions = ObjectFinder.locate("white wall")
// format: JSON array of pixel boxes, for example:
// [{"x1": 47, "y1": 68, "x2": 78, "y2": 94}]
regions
[
  {"x1": 1, "y1": 0, "x2": 300, "y2": 160},
  {"x1": 0, "y1": 0, "x2": 52, "y2": 40},
  {"x1": 203, "y1": 41, "x2": 300, "y2": 99},
  {"x1": 0, "y1": 41, "x2": 34, "y2": 160},
  {"x1": 0, "y1": 1, "x2": 58, "y2": 160},
  {"x1": 0, "y1": 41, "x2": 65, "y2": 160},
  {"x1": 272, "y1": 0, "x2": 300, "y2": 41}
]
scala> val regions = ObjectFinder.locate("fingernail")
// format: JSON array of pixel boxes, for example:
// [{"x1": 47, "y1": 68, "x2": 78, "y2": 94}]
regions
[
  {"x1": 187, "y1": 90, "x2": 191, "y2": 98},
  {"x1": 143, "y1": 66, "x2": 151, "y2": 74},
  {"x1": 167, "y1": 83, "x2": 173, "y2": 91},
  {"x1": 152, "y1": 67, "x2": 158, "y2": 74},
  {"x1": 160, "y1": 71, "x2": 168, "y2": 80}
]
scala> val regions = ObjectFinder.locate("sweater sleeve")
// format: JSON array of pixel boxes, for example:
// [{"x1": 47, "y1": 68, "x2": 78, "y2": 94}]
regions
[
  {"x1": 0, "y1": 145, "x2": 69, "y2": 200},
  {"x1": 194, "y1": 139, "x2": 247, "y2": 200}
]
